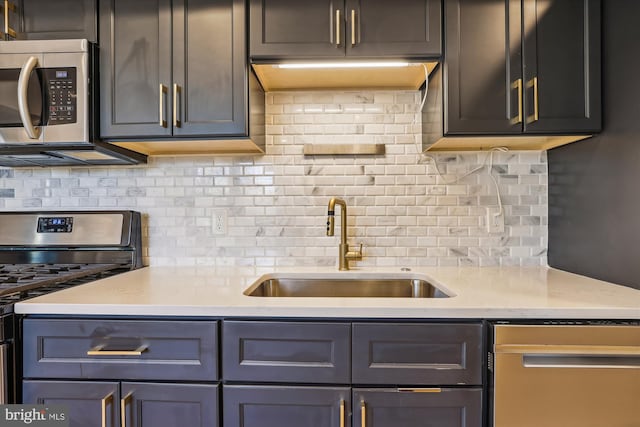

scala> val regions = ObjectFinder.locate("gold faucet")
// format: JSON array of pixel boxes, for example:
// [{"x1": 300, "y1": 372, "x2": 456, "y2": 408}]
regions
[{"x1": 326, "y1": 197, "x2": 363, "y2": 270}]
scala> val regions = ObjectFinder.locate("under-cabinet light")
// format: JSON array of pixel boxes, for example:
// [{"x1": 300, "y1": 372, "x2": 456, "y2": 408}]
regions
[{"x1": 276, "y1": 62, "x2": 413, "y2": 69}]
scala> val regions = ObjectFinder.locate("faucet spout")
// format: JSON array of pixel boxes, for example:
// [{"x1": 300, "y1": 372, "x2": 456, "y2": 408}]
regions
[
  {"x1": 327, "y1": 197, "x2": 347, "y2": 240},
  {"x1": 326, "y1": 197, "x2": 362, "y2": 270}
]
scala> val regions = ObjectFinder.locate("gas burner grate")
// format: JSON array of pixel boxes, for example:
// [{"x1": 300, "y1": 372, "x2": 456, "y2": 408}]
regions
[{"x1": 0, "y1": 263, "x2": 124, "y2": 298}]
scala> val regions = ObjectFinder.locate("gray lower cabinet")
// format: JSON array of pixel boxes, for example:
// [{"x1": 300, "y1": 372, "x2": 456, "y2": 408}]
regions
[
  {"x1": 23, "y1": 380, "x2": 218, "y2": 427},
  {"x1": 122, "y1": 382, "x2": 218, "y2": 427},
  {"x1": 22, "y1": 318, "x2": 219, "y2": 427},
  {"x1": 23, "y1": 318, "x2": 218, "y2": 381},
  {"x1": 354, "y1": 388, "x2": 483, "y2": 427},
  {"x1": 23, "y1": 381, "x2": 120, "y2": 427},
  {"x1": 222, "y1": 320, "x2": 351, "y2": 384},
  {"x1": 352, "y1": 322, "x2": 483, "y2": 385},
  {"x1": 222, "y1": 320, "x2": 485, "y2": 427},
  {"x1": 99, "y1": 0, "x2": 250, "y2": 139},
  {"x1": 223, "y1": 385, "x2": 350, "y2": 427}
]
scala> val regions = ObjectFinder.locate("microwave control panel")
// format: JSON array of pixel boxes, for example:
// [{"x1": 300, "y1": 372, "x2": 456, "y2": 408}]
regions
[{"x1": 44, "y1": 68, "x2": 77, "y2": 125}]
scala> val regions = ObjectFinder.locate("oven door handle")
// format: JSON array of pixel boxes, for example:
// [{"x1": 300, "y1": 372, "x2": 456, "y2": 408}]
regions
[{"x1": 17, "y1": 56, "x2": 41, "y2": 140}]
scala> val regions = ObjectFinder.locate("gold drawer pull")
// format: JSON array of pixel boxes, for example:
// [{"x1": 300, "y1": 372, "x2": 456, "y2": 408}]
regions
[
  {"x1": 361, "y1": 401, "x2": 366, "y2": 427},
  {"x1": 87, "y1": 344, "x2": 148, "y2": 356},
  {"x1": 339, "y1": 399, "x2": 345, "y2": 427},
  {"x1": 397, "y1": 388, "x2": 442, "y2": 393}
]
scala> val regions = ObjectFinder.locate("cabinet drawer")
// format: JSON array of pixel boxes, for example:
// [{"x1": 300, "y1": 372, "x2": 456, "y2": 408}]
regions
[
  {"x1": 223, "y1": 321, "x2": 350, "y2": 383},
  {"x1": 23, "y1": 318, "x2": 218, "y2": 381},
  {"x1": 352, "y1": 323, "x2": 483, "y2": 385}
]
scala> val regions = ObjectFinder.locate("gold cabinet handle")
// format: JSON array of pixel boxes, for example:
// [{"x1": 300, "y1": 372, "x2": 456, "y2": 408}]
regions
[
  {"x1": 339, "y1": 399, "x2": 345, "y2": 427},
  {"x1": 351, "y1": 10, "x2": 356, "y2": 46},
  {"x1": 526, "y1": 77, "x2": 539, "y2": 123},
  {"x1": 87, "y1": 344, "x2": 148, "y2": 356},
  {"x1": 101, "y1": 393, "x2": 113, "y2": 427},
  {"x1": 173, "y1": 83, "x2": 181, "y2": 128},
  {"x1": 511, "y1": 78, "x2": 523, "y2": 124},
  {"x1": 121, "y1": 392, "x2": 133, "y2": 427},
  {"x1": 159, "y1": 84, "x2": 167, "y2": 128},
  {"x1": 533, "y1": 76, "x2": 539, "y2": 122},
  {"x1": 361, "y1": 401, "x2": 366, "y2": 427},
  {"x1": 3, "y1": 0, "x2": 16, "y2": 38},
  {"x1": 335, "y1": 9, "x2": 341, "y2": 46}
]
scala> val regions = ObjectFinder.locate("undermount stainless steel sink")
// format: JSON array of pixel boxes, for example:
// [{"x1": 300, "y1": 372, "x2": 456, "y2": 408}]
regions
[{"x1": 244, "y1": 275, "x2": 451, "y2": 298}]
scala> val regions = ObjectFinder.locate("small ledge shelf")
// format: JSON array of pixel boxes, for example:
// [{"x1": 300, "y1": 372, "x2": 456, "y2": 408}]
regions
[{"x1": 303, "y1": 144, "x2": 385, "y2": 156}]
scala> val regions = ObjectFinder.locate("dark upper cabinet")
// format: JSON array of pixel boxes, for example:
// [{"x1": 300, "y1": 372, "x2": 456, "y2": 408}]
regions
[
  {"x1": 250, "y1": 0, "x2": 441, "y2": 59},
  {"x1": 522, "y1": 0, "x2": 601, "y2": 133},
  {"x1": 99, "y1": 0, "x2": 172, "y2": 139},
  {"x1": 444, "y1": 0, "x2": 601, "y2": 136},
  {"x1": 18, "y1": 0, "x2": 97, "y2": 41},
  {"x1": 100, "y1": 0, "x2": 254, "y2": 140},
  {"x1": 345, "y1": 0, "x2": 442, "y2": 57}
]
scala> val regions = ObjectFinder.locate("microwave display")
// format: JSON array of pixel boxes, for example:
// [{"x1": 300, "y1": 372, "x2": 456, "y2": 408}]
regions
[{"x1": 44, "y1": 67, "x2": 76, "y2": 125}]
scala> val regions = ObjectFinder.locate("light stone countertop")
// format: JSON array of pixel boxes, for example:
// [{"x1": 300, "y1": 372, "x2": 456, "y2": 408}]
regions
[{"x1": 14, "y1": 266, "x2": 640, "y2": 319}]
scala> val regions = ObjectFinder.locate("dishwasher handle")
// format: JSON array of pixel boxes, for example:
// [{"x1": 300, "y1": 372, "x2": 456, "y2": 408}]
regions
[{"x1": 495, "y1": 344, "x2": 640, "y2": 369}]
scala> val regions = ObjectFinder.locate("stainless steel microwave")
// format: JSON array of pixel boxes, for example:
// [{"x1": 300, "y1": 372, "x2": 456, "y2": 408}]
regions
[{"x1": 0, "y1": 39, "x2": 145, "y2": 167}]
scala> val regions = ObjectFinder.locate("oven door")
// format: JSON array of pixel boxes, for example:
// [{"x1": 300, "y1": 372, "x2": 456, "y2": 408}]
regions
[
  {"x1": 493, "y1": 325, "x2": 640, "y2": 427},
  {"x1": 0, "y1": 53, "x2": 45, "y2": 144}
]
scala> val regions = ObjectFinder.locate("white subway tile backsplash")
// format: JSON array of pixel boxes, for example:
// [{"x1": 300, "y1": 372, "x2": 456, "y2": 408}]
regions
[{"x1": 0, "y1": 90, "x2": 547, "y2": 267}]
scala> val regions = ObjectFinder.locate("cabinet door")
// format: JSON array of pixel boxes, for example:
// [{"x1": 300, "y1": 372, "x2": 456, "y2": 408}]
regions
[
  {"x1": 23, "y1": 380, "x2": 120, "y2": 427},
  {"x1": 345, "y1": 0, "x2": 441, "y2": 57},
  {"x1": 99, "y1": 0, "x2": 173, "y2": 138},
  {"x1": 224, "y1": 385, "x2": 350, "y2": 427},
  {"x1": 172, "y1": 0, "x2": 247, "y2": 136},
  {"x1": 249, "y1": 0, "x2": 344, "y2": 58},
  {"x1": 19, "y1": 0, "x2": 97, "y2": 41},
  {"x1": 444, "y1": 0, "x2": 522, "y2": 134},
  {"x1": 523, "y1": 0, "x2": 601, "y2": 133},
  {"x1": 354, "y1": 388, "x2": 483, "y2": 427},
  {"x1": 122, "y1": 382, "x2": 218, "y2": 427}
]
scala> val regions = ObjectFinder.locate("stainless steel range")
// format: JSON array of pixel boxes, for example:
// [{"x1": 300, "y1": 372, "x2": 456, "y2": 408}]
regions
[{"x1": 0, "y1": 210, "x2": 143, "y2": 403}]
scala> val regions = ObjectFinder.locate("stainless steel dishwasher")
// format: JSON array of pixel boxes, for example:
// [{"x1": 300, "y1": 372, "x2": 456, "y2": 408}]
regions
[{"x1": 492, "y1": 323, "x2": 640, "y2": 427}]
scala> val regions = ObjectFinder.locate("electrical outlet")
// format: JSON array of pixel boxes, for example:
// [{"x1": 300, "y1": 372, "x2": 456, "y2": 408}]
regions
[
  {"x1": 486, "y1": 208, "x2": 505, "y2": 234},
  {"x1": 212, "y1": 209, "x2": 227, "y2": 235}
]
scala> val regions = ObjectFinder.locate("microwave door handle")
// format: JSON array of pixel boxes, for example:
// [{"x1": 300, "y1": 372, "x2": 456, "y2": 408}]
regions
[{"x1": 17, "y1": 56, "x2": 41, "y2": 139}]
